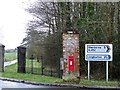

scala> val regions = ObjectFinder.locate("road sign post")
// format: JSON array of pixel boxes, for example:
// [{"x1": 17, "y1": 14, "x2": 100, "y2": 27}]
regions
[
  {"x1": 85, "y1": 44, "x2": 113, "y2": 81},
  {"x1": 88, "y1": 61, "x2": 90, "y2": 80},
  {"x1": 106, "y1": 61, "x2": 108, "y2": 82}
]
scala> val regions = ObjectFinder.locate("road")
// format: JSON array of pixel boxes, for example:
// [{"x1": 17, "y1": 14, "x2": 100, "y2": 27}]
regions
[
  {"x1": 1, "y1": 80, "x2": 118, "y2": 90},
  {"x1": 0, "y1": 80, "x2": 53, "y2": 89}
]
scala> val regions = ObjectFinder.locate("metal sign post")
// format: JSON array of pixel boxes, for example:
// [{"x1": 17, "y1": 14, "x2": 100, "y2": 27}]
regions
[
  {"x1": 85, "y1": 44, "x2": 113, "y2": 81},
  {"x1": 106, "y1": 61, "x2": 108, "y2": 82},
  {"x1": 88, "y1": 61, "x2": 90, "y2": 80}
]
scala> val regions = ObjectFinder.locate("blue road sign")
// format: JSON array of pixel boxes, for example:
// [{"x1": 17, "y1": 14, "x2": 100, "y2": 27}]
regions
[
  {"x1": 85, "y1": 44, "x2": 113, "y2": 82},
  {"x1": 87, "y1": 45, "x2": 110, "y2": 53},
  {"x1": 85, "y1": 44, "x2": 113, "y2": 61},
  {"x1": 86, "y1": 54, "x2": 111, "y2": 61}
]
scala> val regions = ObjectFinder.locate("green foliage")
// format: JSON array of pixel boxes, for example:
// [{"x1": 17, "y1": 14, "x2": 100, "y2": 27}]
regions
[
  {"x1": 24, "y1": 2, "x2": 120, "y2": 80},
  {"x1": 110, "y1": 48, "x2": 120, "y2": 80},
  {"x1": 75, "y1": 3, "x2": 120, "y2": 80},
  {"x1": 43, "y1": 33, "x2": 62, "y2": 69}
]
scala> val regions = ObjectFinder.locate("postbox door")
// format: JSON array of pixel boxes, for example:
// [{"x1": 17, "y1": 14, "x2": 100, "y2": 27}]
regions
[{"x1": 68, "y1": 56, "x2": 74, "y2": 72}]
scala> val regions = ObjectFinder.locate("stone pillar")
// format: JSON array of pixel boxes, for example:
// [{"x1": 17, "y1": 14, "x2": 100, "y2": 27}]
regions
[
  {"x1": 0, "y1": 44, "x2": 5, "y2": 72},
  {"x1": 17, "y1": 46, "x2": 26, "y2": 73},
  {"x1": 62, "y1": 30, "x2": 80, "y2": 83}
]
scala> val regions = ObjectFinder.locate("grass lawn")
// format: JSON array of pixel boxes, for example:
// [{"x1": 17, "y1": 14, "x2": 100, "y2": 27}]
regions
[
  {"x1": 80, "y1": 79, "x2": 119, "y2": 87},
  {"x1": 2, "y1": 72, "x2": 63, "y2": 83},
  {"x1": 26, "y1": 59, "x2": 59, "y2": 76},
  {"x1": 2, "y1": 63, "x2": 62, "y2": 83},
  {"x1": 5, "y1": 52, "x2": 17, "y2": 62},
  {"x1": 26, "y1": 59, "x2": 42, "y2": 74},
  {"x1": 26, "y1": 59, "x2": 41, "y2": 68},
  {"x1": 1, "y1": 63, "x2": 120, "y2": 87}
]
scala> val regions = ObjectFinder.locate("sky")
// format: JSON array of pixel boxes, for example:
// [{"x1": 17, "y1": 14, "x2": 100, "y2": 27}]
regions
[
  {"x1": 0, "y1": 0, "x2": 35, "y2": 49},
  {"x1": 1, "y1": 0, "x2": 117, "y2": 50}
]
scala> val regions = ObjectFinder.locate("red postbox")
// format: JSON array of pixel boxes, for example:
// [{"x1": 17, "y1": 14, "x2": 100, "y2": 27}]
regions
[{"x1": 68, "y1": 56, "x2": 74, "y2": 72}]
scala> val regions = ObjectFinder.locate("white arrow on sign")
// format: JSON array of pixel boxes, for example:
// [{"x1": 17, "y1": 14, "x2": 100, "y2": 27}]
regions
[{"x1": 87, "y1": 45, "x2": 110, "y2": 53}]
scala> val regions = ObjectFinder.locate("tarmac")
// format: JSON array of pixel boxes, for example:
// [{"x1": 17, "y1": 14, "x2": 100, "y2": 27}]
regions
[{"x1": 0, "y1": 77, "x2": 120, "y2": 90}]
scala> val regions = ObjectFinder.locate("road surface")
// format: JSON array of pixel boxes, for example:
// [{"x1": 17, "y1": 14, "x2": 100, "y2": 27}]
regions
[{"x1": 0, "y1": 80, "x2": 53, "y2": 89}]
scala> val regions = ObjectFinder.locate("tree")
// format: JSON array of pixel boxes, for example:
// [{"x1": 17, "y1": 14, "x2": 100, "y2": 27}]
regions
[{"x1": 24, "y1": 1, "x2": 120, "y2": 80}]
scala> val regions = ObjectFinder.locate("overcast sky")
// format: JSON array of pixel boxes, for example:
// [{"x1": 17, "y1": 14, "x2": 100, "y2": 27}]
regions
[
  {"x1": 0, "y1": 0, "x2": 35, "y2": 49},
  {"x1": 1, "y1": 0, "x2": 117, "y2": 50}
]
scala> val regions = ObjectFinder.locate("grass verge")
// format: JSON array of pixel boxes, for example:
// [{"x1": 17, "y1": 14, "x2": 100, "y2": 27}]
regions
[
  {"x1": 1, "y1": 64, "x2": 120, "y2": 87},
  {"x1": 2, "y1": 72, "x2": 63, "y2": 83},
  {"x1": 80, "y1": 79, "x2": 118, "y2": 87},
  {"x1": 2, "y1": 63, "x2": 62, "y2": 83}
]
